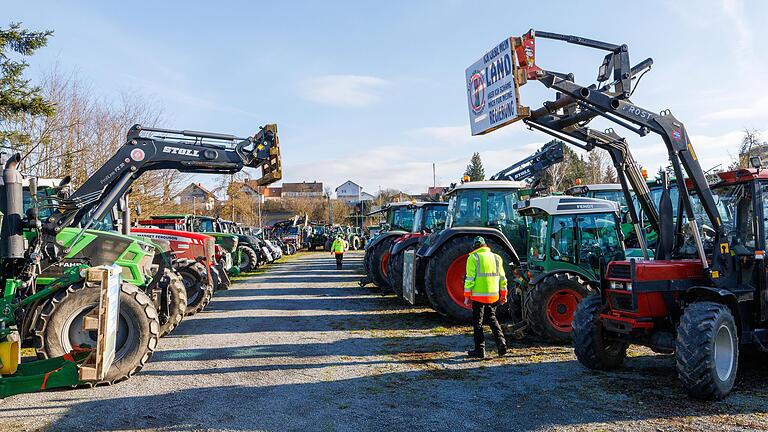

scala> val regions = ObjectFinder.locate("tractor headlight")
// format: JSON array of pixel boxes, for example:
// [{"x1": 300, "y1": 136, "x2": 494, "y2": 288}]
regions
[{"x1": 609, "y1": 281, "x2": 632, "y2": 291}]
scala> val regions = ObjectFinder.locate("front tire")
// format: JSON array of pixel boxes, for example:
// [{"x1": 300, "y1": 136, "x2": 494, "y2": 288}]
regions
[
  {"x1": 34, "y1": 282, "x2": 159, "y2": 385},
  {"x1": 525, "y1": 273, "x2": 593, "y2": 343},
  {"x1": 157, "y1": 268, "x2": 187, "y2": 337},
  {"x1": 572, "y1": 293, "x2": 628, "y2": 370},
  {"x1": 178, "y1": 264, "x2": 213, "y2": 316},
  {"x1": 369, "y1": 236, "x2": 397, "y2": 290},
  {"x1": 237, "y1": 245, "x2": 259, "y2": 272},
  {"x1": 676, "y1": 301, "x2": 738, "y2": 400}
]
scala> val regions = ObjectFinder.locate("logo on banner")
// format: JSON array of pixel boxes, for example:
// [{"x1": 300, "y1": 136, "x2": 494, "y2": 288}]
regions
[{"x1": 468, "y1": 72, "x2": 485, "y2": 114}]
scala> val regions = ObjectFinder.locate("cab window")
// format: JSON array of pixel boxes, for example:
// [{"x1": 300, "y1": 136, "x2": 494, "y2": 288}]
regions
[{"x1": 447, "y1": 190, "x2": 483, "y2": 227}]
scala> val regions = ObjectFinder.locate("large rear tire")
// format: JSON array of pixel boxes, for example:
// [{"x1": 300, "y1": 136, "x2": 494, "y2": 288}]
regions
[
  {"x1": 34, "y1": 281, "x2": 159, "y2": 385},
  {"x1": 676, "y1": 301, "x2": 738, "y2": 400},
  {"x1": 572, "y1": 293, "x2": 628, "y2": 370},
  {"x1": 237, "y1": 245, "x2": 259, "y2": 272},
  {"x1": 525, "y1": 273, "x2": 593, "y2": 343},
  {"x1": 178, "y1": 264, "x2": 213, "y2": 316},
  {"x1": 424, "y1": 237, "x2": 514, "y2": 322},
  {"x1": 369, "y1": 236, "x2": 396, "y2": 289}
]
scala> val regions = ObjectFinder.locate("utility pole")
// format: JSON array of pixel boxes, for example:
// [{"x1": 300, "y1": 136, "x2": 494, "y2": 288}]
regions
[
  {"x1": 192, "y1": 196, "x2": 196, "y2": 215},
  {"x1": 257, "y1": 188, "x2": 263, "y2": 227},
  {"x1": 327, "y1": 193, "x2": 333, "y2": 225},
  {"x1": 230, "y1": 174, "x2": 235, "y2": 221}
]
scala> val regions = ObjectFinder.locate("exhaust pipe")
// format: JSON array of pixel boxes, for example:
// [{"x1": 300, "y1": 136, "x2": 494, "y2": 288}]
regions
[{"x1": 1, "y1": 153, "x2": 25, "y2": 259}]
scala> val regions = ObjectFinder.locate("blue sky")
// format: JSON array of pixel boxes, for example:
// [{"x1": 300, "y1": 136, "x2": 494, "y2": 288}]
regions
[{"x1": 8, "y1": 0, "x2": 768, "y2": 195}]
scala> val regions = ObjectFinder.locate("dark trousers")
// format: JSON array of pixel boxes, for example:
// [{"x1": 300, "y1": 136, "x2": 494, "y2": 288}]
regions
[
  {"x1": 472, "y1": 301, "x2": 506, "y2": 350},
  {"x1": 335, "y1": 253, "x2": 343, "y2": 269}
]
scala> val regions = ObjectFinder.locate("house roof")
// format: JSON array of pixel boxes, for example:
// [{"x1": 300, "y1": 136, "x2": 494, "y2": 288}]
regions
[
  {"x1": 335, "y1": 180, "x2": 360, "y2": 192},
  {"x1": 179, "y1": 182, "x2": 215, "y2": 198},
  {"x1": 283, "y1": 181, "x2": 323, "y2": 193}
]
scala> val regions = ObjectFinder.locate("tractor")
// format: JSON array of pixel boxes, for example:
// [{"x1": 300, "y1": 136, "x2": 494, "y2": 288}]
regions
[
  {"x1": 514, "y1": 195, "x2": 625, "y2": 342},
  {"x1": 360, "y1": 202, "x2": 417, "y2": 289},
  {"x1": 13, "y1": 123, "x2": 280, "y2": 385},
  {"x1": 385, "y1": 202, "x2": 448, "y2": 298},
  {"x1": 415, "y1": 181, "x2": 527, "y2": 322},
  {"x1": 476, "y1": 28, "x2": 767, "y2": 399}
]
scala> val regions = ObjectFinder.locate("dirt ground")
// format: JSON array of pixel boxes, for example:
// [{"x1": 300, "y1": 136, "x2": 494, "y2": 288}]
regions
[{"x1": 2, "y1": 251, "x2": 767, "y2": 432}]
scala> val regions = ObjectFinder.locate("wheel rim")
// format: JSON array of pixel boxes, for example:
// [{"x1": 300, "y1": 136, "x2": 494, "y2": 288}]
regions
[
  {"x1": 182, "y1": 273, "x2": 200, "y2": 304},
  {"x1": 714, "y1": 323, "x2": 735, "y2": 382},
  {"x1": 380, "y1": 252, "x2": 391, "y2": 277},
  {"x1": 62, "y1": 304, "x2": 134, "y2": 361},
  {"x1": 446, "y1": 254, "x2": 471, "y2": 310},
  {"x1": 545, "y1": 288, "x2": 583, "y2": 332}
]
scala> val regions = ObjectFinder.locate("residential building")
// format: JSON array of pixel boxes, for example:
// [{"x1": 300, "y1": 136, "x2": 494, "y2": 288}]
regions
[
  {"x1": 335, "y1": 180, "x2": 374, "y2": 204},
  {"x1": 232, "y1": 180, "x2": 282, "y2": 200},
  {"x1": 177, "y1": 182, "x2": 217, "y2": 211},
  {"x1": 282, "y1": 181, "x2": 323, "y2": 198}
]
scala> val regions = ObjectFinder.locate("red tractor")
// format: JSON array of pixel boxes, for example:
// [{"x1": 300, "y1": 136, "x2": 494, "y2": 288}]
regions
[
  {"x1": 130, "y1": 228, "x2": 223, "y2": 315},
  {"x1": 483, "y1": 29, "x2": 767, "y2": 399}
]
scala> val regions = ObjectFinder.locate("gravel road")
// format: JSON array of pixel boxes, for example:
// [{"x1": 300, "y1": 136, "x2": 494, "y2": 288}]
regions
[{"x1": 2, "y1": 251, "x2": 767, "y2": 432}]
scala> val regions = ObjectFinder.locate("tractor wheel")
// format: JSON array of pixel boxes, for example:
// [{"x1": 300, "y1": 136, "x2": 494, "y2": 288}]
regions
[
  {"x1": 676, "y1": 301, "x2": 738, "y2": 400},
  {"x1": 34, "y1": 281, "x2": 159, "y2": 385},
  {"x1": 424, "y1": 237, "x2": 514, "y2": 322},
  {"x1": 572, "y1": 293, "x2": 628, "y2": 370},
  {"x1": 351, "y1": 236, "x2": 362, "y2": 251},
  {"x1": 178, "y1": 264, "x2": 213, "y2": 316},
  {"x1": 237, "y1": 245, "x2": 259, "y2": 272},
  {"x1": 370, "y1": 237, "x2": 396, "y2": 290},
  {"x1": 158, "y1": 268, "x2": 187, "y2": 337},
  {"x1": 525, "y1": 273, "x2": 593, "y2": 343}
]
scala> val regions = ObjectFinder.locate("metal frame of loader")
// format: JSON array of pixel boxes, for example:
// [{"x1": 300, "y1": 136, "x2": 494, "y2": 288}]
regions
[
  {"x1": 503, "y1": 29, "x2": 766, "y2": 399},
  {"x1": 14, "y1": 123, "x2": 280, "y2": 385}
]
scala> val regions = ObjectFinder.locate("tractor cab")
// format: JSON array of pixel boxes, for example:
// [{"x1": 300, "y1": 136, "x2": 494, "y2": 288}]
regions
[
  {"x1": 444, "y1": 181, "x2": 527, "y2": 254},
  {"x1": 516, "y1": 196, "x2": 625, "y2": 279},
  {"x1": 512, "y1": 195, "x2": 624, "y2": 341}
]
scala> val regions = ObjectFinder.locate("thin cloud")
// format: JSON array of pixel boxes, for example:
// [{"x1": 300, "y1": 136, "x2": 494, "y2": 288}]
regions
[{"x1": 299, "y1": 75, "x2": 389, "y2": 107}]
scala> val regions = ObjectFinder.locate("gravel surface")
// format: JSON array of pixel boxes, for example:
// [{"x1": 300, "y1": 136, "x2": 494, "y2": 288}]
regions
[{"x1": 2, "y1": 251, "x2": 768, "y2": 432}]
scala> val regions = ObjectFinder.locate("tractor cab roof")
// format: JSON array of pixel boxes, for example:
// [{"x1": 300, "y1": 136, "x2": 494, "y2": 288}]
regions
[
  {"x1": 514, "y1": 196, "x2": 619, "y2": 217},
  {"x1": 447, "y1": 180, "x2": 527, "y2": 194},
  {"x1": 565, "y1": 183, "x2": 622, "y2": 195},
  {"x1": 715, "y1": 168, "x2": 768, "y2": 186},
  {"x1": 409, "y1": 201, "x2": 448, "y2": 209}
]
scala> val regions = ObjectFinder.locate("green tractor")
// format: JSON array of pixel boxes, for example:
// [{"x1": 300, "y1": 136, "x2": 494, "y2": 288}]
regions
[
  {"x1": 514, "y1": 195, "x2": 626, "y2": 342},
  {"x1": 416, "y1": 181, "x2": 527, "y2": 322},
  {"x1": 14, "y1": 123, "x2": 280, "y2": 386},
  {"x1": 360, "y1": 202, "x2": 417, "y2": 289}
]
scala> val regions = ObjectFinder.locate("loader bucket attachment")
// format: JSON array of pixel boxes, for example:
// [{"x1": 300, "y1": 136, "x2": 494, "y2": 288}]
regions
[{"x1": 249, "y1": 123, "x2": 282, "y2": 186}]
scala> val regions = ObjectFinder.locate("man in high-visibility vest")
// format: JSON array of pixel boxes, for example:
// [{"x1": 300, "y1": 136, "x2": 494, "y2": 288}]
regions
[
  {"x1": 330, "y1": 235, "x2": 348, "y2": 269},
  {"x1": 464, "y1": 236, "x2": 507, "y2": 358}
]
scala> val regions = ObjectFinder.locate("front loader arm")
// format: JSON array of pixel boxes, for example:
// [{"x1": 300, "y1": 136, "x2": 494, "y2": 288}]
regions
[
  {"x1": 490, "y1": 140, "x2": 564, "y2": 182},
  {"x1": 513, "y1": 30, "x2": 722, "y2": 271},
  {"x1": 44, "y1": 124, "x2": 281, "y2": 246}
]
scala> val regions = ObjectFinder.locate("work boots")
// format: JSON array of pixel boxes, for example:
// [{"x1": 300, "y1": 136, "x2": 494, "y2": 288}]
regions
[{"x1": 467, "y1": 348, "x2": 486, "y2": 359}]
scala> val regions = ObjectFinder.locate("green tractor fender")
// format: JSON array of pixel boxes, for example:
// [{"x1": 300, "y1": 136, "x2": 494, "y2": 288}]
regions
[{"x1": 419, "y1": 227, "x2": 520, "y2": 266}]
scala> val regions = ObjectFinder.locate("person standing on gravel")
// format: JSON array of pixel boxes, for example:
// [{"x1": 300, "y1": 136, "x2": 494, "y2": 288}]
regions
[
  {"x1": 464, "y1": 236, "x2": 507, "y2": 359},
  {"x1": 330, "y1": 235, "x2": 348, "y2": 269}
]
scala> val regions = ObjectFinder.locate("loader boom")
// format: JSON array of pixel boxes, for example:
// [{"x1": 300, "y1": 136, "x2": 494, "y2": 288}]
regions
[{"x1": 42, "y1": 123, "x2": 281, "y2": 255}]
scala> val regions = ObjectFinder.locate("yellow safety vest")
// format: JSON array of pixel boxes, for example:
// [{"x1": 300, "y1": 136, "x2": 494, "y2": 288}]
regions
[
  {"x1": 331, "y1": 239, "x2": 346, "y2": 254},
  {"x1": 464, "y1": 246, "x2": 508, "y2": 303}
]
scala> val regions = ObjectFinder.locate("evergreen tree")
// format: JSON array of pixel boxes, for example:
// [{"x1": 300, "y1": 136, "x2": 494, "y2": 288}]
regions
[
  {"x1": 0, "y1": 22, "x2": 54, "y2": 141},
  {"x1": 464, "y1": 152, "x2": 485, "y2": 181}
]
